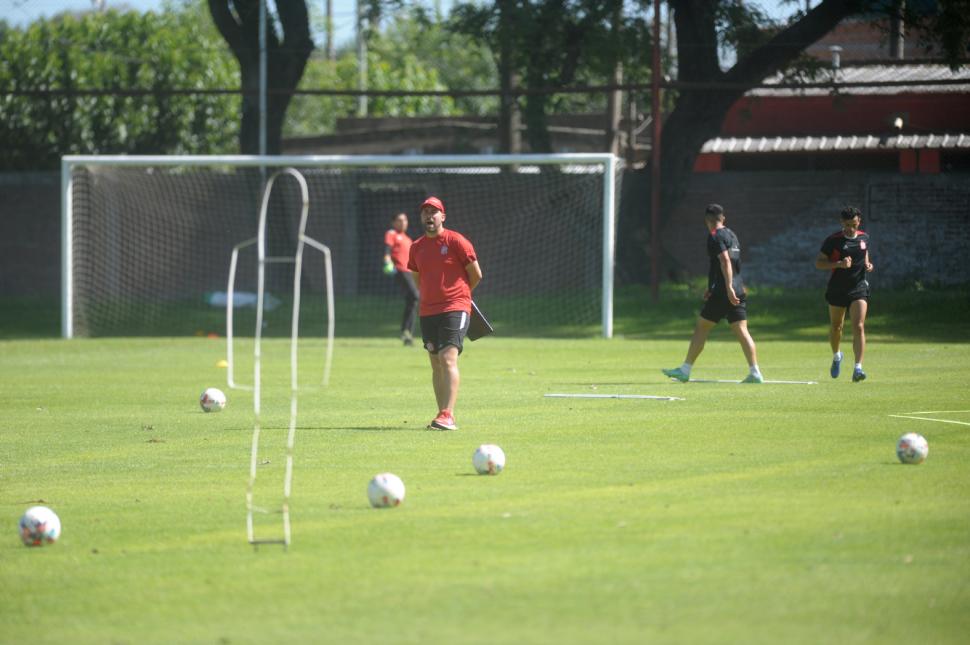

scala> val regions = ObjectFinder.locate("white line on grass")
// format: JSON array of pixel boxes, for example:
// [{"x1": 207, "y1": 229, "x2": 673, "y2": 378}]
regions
[
  {"x1": 888, "y1": 414, "x2": 970, "y2": 427},
  {"x1": 544, "y1": 393, "x2": 685, "y2": 401},
  {"x1": 904, "y1": 410, "x2": 970, "y2": 414},
  {"x1": 683, "y1": 379, "x2": 818, "y2": 385}
]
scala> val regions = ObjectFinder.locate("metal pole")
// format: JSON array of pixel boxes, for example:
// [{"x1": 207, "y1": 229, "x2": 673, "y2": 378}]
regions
[
  {"x1": 357, "y1": 0, "x2": 368, "y2": 117},
  {"x1": 259, "y1": 0, "x2": 267, "y2": 156},
  {"x1": 650, "y1": 0, "x2": 662, "y2": 302}
]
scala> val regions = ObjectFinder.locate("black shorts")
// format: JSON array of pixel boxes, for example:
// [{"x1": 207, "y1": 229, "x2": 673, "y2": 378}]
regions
[
  {"x1": 700, "y1": 294, "x2": 747, "y2": 324},
  {"x1": 826, "y1": 283, "x2": 870, "y2": 308},
  {"x1": 420, "y1": 310, "x2": 470, "y2": 355}
]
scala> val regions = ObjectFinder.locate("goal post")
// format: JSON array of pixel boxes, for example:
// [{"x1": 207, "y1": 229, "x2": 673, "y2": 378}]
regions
[{"x1": 62, "y1": 153, "x2": 621, "y2": 339}]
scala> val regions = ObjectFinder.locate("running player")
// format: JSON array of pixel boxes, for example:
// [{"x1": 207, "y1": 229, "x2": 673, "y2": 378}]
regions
[
  {"x1": 815, "y1": 206, "x2": 874, "y2": 382},
  {"x1": 383, "y1": 212, "x2": 418, "y2": 346},
  {"x1": 407, "y1": 196, "x2": 483, "y2": 430},
  {"x1": 662, "y1": 203, "x2": 764, "y2": 384}
]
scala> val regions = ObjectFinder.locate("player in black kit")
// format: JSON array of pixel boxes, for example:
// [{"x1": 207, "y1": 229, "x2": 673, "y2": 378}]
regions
[
  {"x1": 815, "y1": 206, "x2": 874, "y2": 382},
  {"x1": 662, "y1": 204, "x2": 764, "y2": 384}
]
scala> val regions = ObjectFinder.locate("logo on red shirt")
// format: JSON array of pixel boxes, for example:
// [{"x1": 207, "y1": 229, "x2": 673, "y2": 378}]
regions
[{"x1": 440, "y1": 245, "x2": 448, "y2": 255}]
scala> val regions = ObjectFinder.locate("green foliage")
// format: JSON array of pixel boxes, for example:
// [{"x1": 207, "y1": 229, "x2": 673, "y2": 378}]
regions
[
  {"x1": 286, "y1": 6, "x2": 497, "y2": 138},
  {"x1": 0, "y1": 3, "x2": 239, "y2": 170}
]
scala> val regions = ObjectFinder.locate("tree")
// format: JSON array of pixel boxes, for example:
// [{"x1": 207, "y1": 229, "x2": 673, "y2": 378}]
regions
[
  {"x1": 207, "y1": 0, "x2": 315, "y2": 154},
  {"x1": 661, "y1": 0, "x2": 969, "y2": 225},
  {"x1": 0, "y1": 6, "x2": 239, "y2": 170},
  {"x1": 450, "y1": 0, "x2": 653, "y2": 152}
]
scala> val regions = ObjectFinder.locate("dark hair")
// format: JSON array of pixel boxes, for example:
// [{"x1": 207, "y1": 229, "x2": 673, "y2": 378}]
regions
[
  {"x1": 704, "y1": 203, "x2": 725, "y2": 220},
  {"x1": 391, "y1": 212, "x2": 407, "y2": 222},
  {"x1": 840, "y1": 206, "x2": 862, "y2": 220}
]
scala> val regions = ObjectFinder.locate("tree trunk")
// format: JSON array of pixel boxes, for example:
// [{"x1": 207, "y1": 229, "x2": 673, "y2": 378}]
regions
[
  {"x1": 208, "y1": 0, "x2": 314, "y2": 155},
  {"x1": 659, "y1": 0, "x2": 861, "y2": 223}
]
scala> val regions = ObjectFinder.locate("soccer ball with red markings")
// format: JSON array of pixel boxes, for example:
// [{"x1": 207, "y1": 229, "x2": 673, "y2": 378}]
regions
[
  {"x1": 472, "y1": 444, "x2": 506, "y2": 475},
  {"x1": 368, "y1": 473, "x2": 405, "y2": 508},
  {"x1": 19, "y1": 506, "x2": 61, "y2": 547},
  {"x1": 896, "y1": 432, "x2": 929, "y2": 464},
  {"x1": 199, "y1": 387, "x2": 227, "y2": 413}
]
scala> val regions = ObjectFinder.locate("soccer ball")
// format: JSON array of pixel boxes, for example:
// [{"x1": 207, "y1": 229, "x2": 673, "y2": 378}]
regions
[
  {"x1": 19, "y1": 506, "x2": 61, "y2": 547},
  {"x1": 199, "y1": 387, "x2": 227, "y2": 413},
  {"x1": 472, "y1": 444, "x2": 506, "y2": 475},
  {"x1": 368, "y1": 473, "x2": 405, "y2": 508},
  {"x1": 896, "y1": 432, "x2": 929, "y2": 464}
]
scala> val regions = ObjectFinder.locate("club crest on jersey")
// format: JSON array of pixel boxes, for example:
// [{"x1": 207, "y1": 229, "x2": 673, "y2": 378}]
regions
[
  {"x1": 860, "y1": 241, "x2": 866, "y2": 250},
  {"x1": 440, "y1": 245, "x2": 449, "y2": 255}
]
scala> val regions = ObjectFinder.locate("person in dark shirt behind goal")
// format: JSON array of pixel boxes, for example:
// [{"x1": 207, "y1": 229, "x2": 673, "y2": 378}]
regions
[
  {"x1": 815, "y1": 206, "x2": 874, "y2": 382},
  {"x1": 662, "y1": 203, "x2": 764, "y2": 384}
]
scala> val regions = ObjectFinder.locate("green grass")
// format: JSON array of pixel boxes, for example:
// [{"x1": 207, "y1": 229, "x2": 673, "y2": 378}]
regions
[{"x1": 1, "y1": 290, "x2": 969, "y2": 643}]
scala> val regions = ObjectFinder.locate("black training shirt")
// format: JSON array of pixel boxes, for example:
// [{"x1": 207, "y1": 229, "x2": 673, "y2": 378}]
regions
[
  {"x1": 707, "y1": 227, "x2": 744, "y2": 298},
  {"x1": 819, "y1": 230, "x2": 870, "y2": 293}
]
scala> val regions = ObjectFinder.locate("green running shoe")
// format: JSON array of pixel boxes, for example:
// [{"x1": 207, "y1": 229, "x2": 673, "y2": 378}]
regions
[
  {"x1": 741, "y1": 373, "x2": 764, "y2": 384},
  {"x1": 662, "y1": 367, "x2": 690, "y2": 383}
]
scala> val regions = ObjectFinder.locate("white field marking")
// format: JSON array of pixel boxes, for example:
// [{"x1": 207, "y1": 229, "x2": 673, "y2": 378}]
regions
[
  {"x1": 684, "y1": 379, "x2": 818, "y2": 385},
  {"x1": 888, "y1": 414, "x2": 970, "y2": 427},
  {"x1": 904, "y1": 410, "x2": 970, "y2": 415},
  {"x1": 544, "y1": 393, "x2": 685, "y2": 401}
]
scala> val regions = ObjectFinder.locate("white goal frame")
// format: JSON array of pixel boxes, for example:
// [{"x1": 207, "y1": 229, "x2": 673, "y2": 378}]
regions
[{"x1": 61, "y1": 153, "x2": 620, "y2": 338}]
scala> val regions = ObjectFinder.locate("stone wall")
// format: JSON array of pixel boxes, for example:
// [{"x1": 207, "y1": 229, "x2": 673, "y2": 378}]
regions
[
  {"x1": 660, "y1": 171, "x2": 970, "y2": 289},
  {"x1": 1, "y1": 170, "x2": 968, "y2": 302}
]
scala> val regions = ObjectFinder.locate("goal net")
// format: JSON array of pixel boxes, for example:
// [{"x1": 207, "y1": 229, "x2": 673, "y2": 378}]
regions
[{"x1": 62, "y1": 154, "x2": 621, "y2": 339}]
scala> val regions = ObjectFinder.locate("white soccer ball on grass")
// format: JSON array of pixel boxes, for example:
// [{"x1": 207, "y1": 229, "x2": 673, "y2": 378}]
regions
[
  {"x1": 368, "y1": 473, "x2": 405, "y2": 508},
  {"x1": 896, "y1": 432, "x2": 928, "y2": 464},
  {"x1": 199, "y1": 387, "x2": 227, "y2": 413},
  {"x1": 472, "y1": 444, "x2": 506, "y2": 475},
  {"x1": 19, "y1": 506, "x2": 61, "y2": 547}
]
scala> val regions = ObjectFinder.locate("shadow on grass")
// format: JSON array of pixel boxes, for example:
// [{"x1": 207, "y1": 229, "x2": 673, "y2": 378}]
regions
[
  {"x1": 3, "y1": 283, "x2": 967, "y2": 343},
  {"x1": 614, "y1": 283, "x2": 970, "y2": 344}
]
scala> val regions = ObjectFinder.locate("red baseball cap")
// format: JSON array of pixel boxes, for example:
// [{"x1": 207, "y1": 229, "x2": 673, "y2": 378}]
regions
[{"x1": 420, "y1": 196, "x2": 445, "y2": 214}]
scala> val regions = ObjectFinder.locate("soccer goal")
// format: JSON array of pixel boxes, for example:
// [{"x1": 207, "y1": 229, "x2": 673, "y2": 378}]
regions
[{"x1": 62, "y1": 154, "x2": 622, "y2": 339}]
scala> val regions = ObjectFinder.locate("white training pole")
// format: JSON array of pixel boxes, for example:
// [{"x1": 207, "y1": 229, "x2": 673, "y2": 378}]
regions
[{"x1": 226, "y1": 239, "x2": 257, "y2": 390}]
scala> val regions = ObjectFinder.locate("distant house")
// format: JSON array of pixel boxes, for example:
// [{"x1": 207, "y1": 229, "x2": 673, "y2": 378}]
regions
[{"x1": 694, "y1": 62, "x2": 970, "y2": 175}]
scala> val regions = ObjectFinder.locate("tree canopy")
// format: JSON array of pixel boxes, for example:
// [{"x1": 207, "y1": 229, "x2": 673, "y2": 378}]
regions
[{"x1": 0, "y1": 5, "x2": 239, "y2": 170}]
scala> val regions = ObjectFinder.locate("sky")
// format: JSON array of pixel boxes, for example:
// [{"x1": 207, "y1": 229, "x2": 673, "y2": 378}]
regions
[
  {"x1": 0, "y1": 0, "x2": 456, "y2": 48},
  {"x1": 1, "y1": 0, "x2": 799, "y2": 44}
]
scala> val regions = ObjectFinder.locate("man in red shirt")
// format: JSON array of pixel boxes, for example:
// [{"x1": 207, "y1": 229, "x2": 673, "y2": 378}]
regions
[
  {"x1": 383, "y1": 212, "x2": 418, "y2": 346},
  {"x1": 407, "y1": 196, "x2": 482, "y2": 431}
]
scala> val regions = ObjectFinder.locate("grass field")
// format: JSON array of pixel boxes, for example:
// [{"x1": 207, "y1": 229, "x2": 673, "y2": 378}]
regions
[{"x1": 1, "y1": 287, "x2": 969, "y2": 643}]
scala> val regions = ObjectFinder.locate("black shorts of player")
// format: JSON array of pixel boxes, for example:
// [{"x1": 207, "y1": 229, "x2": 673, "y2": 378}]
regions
[
  {"x1": 420, "y1": 310, "x2": 470, "y2": 355},
  {"x1": 826, "y1": 284, "x2": 870, "y2": 308},
  {"x1": 700, "y1": 293, "x2": 748, "y2": 324}
]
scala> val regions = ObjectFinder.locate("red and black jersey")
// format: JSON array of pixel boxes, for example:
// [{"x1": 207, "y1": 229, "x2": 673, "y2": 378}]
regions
[
  {"x1": 707, "y1": 226, "x2": 745, "y2": 298},
  {"x1": 820, "y1": 230, "x2": 870, "y2": 293},
  {"x1": 407, "y1": 229, "x2": 477, "y2": 317}
]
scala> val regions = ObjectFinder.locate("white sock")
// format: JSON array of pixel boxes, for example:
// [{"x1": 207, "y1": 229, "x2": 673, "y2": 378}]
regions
[
  {"x1": 834, "y1": 351, "x2": 843, "y2": 361},
  {"x1": 750, "y1": 364, "x2": 762, "y2": 377},
  {"x1": 680, "y1": 362, "x2": 692, "y2": 375},
  {"x1": 855, "y1": 362, "x2": 863, "y2": 371}
]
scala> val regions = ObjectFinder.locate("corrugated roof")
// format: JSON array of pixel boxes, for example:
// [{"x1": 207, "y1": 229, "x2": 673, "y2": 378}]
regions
[
  {"x1": 748, "y1": 64, "x2": 970, "y2": 96},
  {"x1": 701, "y1": 133, "x2": 970, "y2": 153}
]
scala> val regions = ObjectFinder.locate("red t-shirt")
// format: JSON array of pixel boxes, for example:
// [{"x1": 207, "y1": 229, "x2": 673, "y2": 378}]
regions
[
  {"x1": 407, "y1": 229, "x2": 477, "y2": 317},
  {"x1": 384, "y1": 229, "x2": 412, "y2": 272}
]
